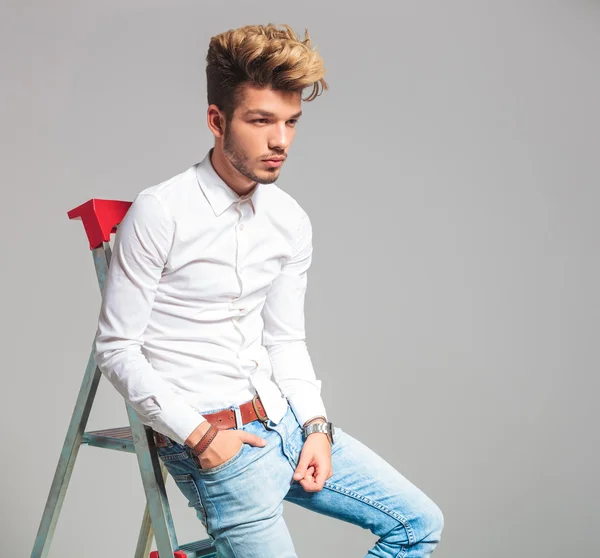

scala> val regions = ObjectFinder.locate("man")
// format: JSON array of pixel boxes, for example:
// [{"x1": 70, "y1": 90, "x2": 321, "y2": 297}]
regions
[{"x1": 94, "y1": 23, "x2": 444, "y2": 557}]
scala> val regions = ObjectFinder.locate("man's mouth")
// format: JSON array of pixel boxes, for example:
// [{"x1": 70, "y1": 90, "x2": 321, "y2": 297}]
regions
[{"x1": 262, "y1": 157, "x2": 285, "y2": 168}]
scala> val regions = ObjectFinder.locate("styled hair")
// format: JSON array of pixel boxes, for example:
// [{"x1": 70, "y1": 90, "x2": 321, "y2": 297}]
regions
[{"x1": 206, "y1": 23, "x2": 328, "y2": 120}]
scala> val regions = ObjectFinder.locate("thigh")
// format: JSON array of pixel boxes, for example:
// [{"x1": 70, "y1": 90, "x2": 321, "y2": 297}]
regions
[
  {"x1": 157, "y1": 419, "x2": 298, "y2": 558},
  {"x1": 284, "y1": 422, "x2": 443, "y2": 548}
]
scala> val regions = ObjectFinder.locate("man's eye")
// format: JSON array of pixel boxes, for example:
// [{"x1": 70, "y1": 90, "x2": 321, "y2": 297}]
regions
[
  {"x1": 288, "y1": 119, "x2": 298, "y2": 126},
  {"x1": 253, "y1": 119, "x2": 269, "y2": 124}
]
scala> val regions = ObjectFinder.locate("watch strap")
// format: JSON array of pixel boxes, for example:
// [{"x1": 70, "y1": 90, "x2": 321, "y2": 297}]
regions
[{"x1": 303, "y1": 421, "x2": 334, "y2": 444}]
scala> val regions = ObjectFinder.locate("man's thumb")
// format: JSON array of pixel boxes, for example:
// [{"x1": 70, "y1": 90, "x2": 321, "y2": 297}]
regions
[{"x1": 293, "y1": 454, "x2": 310, "y2": 480}]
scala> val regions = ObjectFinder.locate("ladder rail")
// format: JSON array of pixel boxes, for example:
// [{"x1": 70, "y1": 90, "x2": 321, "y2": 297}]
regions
[
  {"x1": 128, "y1": 406, "x2": 180, "y2": 557},
  {"x1": 135, "y1": 463, "x2": 169, "y2": 558},
  {"x1": 30, "y1": 344, "x2": 102, "y2": 558}
]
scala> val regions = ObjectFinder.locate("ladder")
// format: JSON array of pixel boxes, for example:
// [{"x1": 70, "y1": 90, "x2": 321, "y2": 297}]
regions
[{"x1": 31, "y1": 198, "x2": 216, "y2": 558}]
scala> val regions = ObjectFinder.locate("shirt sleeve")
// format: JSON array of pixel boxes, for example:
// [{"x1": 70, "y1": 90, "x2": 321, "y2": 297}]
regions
[
  {"x1": 261, "y1": 211, "x2": 328, "y2": 426},
  {"x1": 93, "y1": 193, "x2": 206, "y2": 445}
]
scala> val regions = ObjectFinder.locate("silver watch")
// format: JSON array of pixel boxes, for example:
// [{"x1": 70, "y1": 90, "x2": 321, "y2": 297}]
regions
[{"x1": 303, "y1": 421, "x2": 335, "y2": 445}]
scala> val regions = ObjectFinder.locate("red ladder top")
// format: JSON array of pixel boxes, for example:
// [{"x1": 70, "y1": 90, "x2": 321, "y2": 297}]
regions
[{"x1": 67, "y1": 199, "x2": 132, "y2": 250}]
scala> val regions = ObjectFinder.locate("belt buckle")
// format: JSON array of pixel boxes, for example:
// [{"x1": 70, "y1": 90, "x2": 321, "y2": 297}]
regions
[{"x1": 251, "y1": 395, "x2": 269, "y2": 424}]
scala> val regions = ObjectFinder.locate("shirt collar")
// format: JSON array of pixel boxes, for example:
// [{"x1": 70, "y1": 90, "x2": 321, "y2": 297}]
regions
[{"x1": 195, "y1": 149, "x2": 261, "y2": 216}]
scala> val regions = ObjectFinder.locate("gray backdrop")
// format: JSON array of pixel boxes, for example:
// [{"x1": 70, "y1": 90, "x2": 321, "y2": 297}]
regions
[{"x1": 1, "y1": 1, "x2": 598, "y2": 557}]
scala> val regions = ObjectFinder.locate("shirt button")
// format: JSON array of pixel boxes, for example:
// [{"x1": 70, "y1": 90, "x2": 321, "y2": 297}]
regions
[{"x1": 239, "y1": 224, "x2": 245, "y2": 231}]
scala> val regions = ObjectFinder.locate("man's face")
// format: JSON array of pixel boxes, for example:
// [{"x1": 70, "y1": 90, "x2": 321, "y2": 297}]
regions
[{"x1": 222, "y1": 84, "x2": 302, "y2": 184}]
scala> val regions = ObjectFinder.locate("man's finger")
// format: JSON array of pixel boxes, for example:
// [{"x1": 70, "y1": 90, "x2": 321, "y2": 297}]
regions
[
  {"x1": 300, "y1": 467, "x2": 316, "y2": 491},
  {"x1": 301, "y1": 472, "x2": 323, "y2": 492},
  {"x1": 313, "y1": 466, "x2": 328, "y2": 490},
  {"x1": 238, "y1": 431, "x2": 267, "y2": 447},
  {"x1": 302, "y1": 465, "x2": 315, "y2": 482}
]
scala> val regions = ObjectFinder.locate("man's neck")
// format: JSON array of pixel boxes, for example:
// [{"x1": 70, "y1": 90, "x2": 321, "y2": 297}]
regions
[{"x1": 210, "y1": 146, "x2": 257, "y2": 198}]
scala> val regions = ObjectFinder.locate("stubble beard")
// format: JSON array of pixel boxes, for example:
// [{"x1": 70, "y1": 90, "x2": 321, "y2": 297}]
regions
[{"x1": 223, "y1": 129, "x2": 280, "y2": 185}]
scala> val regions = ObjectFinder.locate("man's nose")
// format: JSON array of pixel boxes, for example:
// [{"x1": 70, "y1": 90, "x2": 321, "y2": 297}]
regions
[{"x1": 268, "y1": 124, "x2": 292, "y2": 151}]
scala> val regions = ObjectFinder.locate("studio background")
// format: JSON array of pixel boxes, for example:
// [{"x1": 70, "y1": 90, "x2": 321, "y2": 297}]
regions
[{"x1": 1, "y1": 1, "x2": 598, "y2": 557}]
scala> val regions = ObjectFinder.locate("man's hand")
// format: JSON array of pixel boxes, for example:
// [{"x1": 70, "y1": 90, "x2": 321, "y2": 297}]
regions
[
  {"x1": 293, "y1": 431, "x2": 332, "y2": 492},
  {"x1": 185, "y1": 422, "x2": 266, "y2": 470}
]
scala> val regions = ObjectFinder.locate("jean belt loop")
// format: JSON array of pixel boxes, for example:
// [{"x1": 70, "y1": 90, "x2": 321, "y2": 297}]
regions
[{"x1": 233, "y1": 406, "x2": 243, "y2": 429}]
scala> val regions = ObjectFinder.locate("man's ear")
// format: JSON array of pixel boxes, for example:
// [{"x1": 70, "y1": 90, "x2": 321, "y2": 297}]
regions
[{"x1": 207, "y1": 104, "x2": 226, "y2": 138}]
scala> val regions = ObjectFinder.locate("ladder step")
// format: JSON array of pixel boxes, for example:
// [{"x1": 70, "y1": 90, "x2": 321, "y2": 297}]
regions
[
  {"x1": 178, "y1": 538, "x2": 216, "y2": 556},
  {"x1": 149, "y1": 538, "x2": 216, "y2": 557},
  {"x1": 82, "y1": 426, "x2": 135, "y2": 453}
]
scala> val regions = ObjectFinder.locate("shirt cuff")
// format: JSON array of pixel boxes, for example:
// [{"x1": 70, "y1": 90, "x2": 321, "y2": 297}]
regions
[
  {"x1": 287, "y1": 390, "x2": 328, "y2": 427},
  {"x1": 146, "y1": 402, "x2": 207, "y2": 446}
]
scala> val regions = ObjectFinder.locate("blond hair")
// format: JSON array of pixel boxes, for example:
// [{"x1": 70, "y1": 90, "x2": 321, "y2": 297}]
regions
[{"x1": 206, "y1": 23, "x2": 328, "y2": 119}]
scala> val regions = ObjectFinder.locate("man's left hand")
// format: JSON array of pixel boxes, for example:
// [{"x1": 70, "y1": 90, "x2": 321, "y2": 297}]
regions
[{"x1": 292, "y1": 432, "x2": 332, "y2": 492}]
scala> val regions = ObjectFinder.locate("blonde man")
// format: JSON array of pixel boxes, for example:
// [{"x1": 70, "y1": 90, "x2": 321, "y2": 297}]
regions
[{"x1": 95, "y1": 23, "x2": 444, "y2": 558}]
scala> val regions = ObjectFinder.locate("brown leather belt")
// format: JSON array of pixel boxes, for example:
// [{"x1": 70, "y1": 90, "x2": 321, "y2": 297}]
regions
[{"x1": 153, "y1": 394, "x2": 268, "y2": 447}]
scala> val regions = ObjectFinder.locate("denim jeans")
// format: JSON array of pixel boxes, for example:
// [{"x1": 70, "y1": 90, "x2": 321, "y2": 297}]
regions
[{"x1": 156, "y1": 403, "x2": 444, "y2": 557}]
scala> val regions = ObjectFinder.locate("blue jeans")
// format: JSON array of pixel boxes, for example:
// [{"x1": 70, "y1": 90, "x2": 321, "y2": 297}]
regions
[{"x1": 156, "y1": 403, "x2": 444, "y2": 557}]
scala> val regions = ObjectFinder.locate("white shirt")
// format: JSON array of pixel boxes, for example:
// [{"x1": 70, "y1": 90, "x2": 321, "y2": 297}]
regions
[{"x1": 93, "y1": 150, "x2": 327, "y2": 445}]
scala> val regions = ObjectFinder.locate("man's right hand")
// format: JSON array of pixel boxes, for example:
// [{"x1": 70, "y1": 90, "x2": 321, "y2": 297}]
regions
[{"x1": 185, "y1": 422, "x2": 267, "y2": 470}]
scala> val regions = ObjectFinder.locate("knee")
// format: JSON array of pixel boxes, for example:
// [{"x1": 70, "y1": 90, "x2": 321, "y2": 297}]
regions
[
  {"x1": 418, "y1": 499, "x2": 444, "y2": 544},
  {"x1": 381, "y1": 500, "x2": 444, "y2": 551},
  {"x1": 431, "y1": 501, "x2": 444, "y2": 534}
]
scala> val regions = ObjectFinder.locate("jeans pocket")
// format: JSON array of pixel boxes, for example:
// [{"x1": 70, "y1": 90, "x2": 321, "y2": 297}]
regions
[
  {"x1": 196, "y1": 441, "x2": 246, "y2": 476},
  {"x1": 157, "y1": 448, "x2": 189, "y2": 462}
]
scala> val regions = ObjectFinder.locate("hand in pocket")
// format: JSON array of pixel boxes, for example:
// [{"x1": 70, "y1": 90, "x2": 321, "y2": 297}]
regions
[{"x1": 198, "y1": 429, "x2": 267, "y2": 470}]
